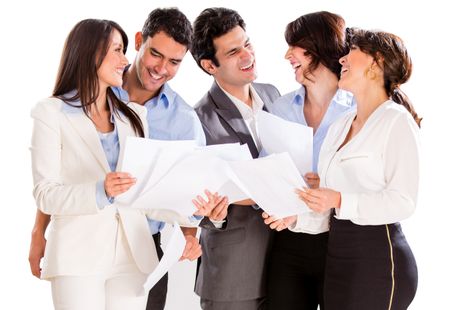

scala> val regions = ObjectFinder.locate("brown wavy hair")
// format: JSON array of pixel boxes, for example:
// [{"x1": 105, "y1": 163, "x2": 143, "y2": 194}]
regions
[
  {"x1": 285, "y1": 11, "x2": 347, "y2": 81},
  {"x1": 53, "y1": 19, "x2": 144, "y2": 137},
  {"x1": 347, "y1": 28, "x2": 422, "y2": 127}
]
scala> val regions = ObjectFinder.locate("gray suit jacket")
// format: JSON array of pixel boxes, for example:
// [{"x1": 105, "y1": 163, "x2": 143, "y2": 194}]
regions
[{"x1": 194, "y1": 81, "x2": 281, "y2": 301}]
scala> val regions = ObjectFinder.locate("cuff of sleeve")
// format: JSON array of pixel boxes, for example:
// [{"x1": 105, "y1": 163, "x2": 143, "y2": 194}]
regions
[
  {"x1": 288, "y1": 211, "x2": 330, "y2": 234},
  {"x1": 96, "y1": 180, "x2": 113, "y2": 210},
  {"x1": 335, "y1": 192, "x2": 358, "y2": 220},
  {"x1": 188, "y1": 215, "x2": 203, "y2": 226},
  {"x1": 210, "y1": 219, "x2": 226, "y2": 229}
]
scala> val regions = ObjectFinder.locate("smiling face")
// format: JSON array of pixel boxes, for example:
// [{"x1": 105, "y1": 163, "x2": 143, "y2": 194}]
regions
[
  {"x1": 338, "y1": 45, "x2": 377, "y2": 93},
  {"x1": 134, "y1": 31, "x2": 187, "y2": 95},
  {"x1": 285, "y1": 45, "x2": 313, "y2": 85},
  {"x1": 97, "y1": 29, "x2": 128, "y2": 90},
  {"x1": 202, "y1": 26, "x2": 257, "y2": 90}
]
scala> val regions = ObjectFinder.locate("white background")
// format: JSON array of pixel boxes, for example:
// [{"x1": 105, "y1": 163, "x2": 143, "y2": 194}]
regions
[{"x1": 1, "y1": 0, "x2": 448, "y2": 309}]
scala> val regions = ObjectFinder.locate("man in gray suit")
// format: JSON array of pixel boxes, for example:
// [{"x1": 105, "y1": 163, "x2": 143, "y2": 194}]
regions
[{"x1": 191, "y1": 7, "x2": 281, "y2": 310}]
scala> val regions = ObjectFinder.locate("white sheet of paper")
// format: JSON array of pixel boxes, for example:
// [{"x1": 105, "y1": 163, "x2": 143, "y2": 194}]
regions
[
  {"x1": 142, "y1": 223, "x2": 185, "y2": 292},
  {"x1": 115, "y1": 137, "x2": 197, "y2": 206},
  {"x1": 256, "y1": 110, "x2": 313, "y2": 175},
  {"x1": 131, "y1": 143, "x2": 252, "y2": 215},
  {"x1": 229, "y1": 152, "x2": 310, "y2": 218}
]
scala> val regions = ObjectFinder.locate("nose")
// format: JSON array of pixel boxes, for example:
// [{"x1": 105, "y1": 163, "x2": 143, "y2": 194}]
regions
[
  {"x1": 241, "y1": 46, "x2": 253, "y2": 59},
  {"x1": 284, "y1": 46, "x2": 293, "y2": 60},
  {"x1": 339, "y1": 55, "x2": 346, "y2": 65},
  {"x1": 121, "y1": 53, "x2": 129, "y2": 66},
  {"x1": 154, "y1": 59, "x2": 168, "y2": 75}
]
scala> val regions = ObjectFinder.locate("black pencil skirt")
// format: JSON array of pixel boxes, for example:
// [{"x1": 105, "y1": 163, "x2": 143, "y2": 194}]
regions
[{"x1": 324, "y1": 217, "x2": 418, "y2": 310}]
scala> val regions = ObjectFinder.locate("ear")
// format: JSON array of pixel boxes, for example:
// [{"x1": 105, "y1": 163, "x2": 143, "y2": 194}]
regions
[
  {"x1": 200, "y1": 59, "x2": 217, "y2": 75},
  {"x1": 135, "y1": 32, "x2": 143, "y2": 52}
]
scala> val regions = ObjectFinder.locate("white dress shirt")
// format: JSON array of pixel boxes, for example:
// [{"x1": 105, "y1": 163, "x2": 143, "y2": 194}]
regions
[
  {"x1": 218, "y1": 83, "x2": 265, "y2": 152},
  {"x1": 319, "y1": 100, "x2": 420, "y2": 225}
]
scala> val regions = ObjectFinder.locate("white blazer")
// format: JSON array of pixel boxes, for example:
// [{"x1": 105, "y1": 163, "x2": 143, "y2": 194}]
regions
[{"x1": 31, "y1": 97, "x2": 194, "y2": 279}]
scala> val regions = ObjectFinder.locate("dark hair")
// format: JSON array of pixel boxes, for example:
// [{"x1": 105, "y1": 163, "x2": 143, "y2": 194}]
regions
[
  {"x1": 285, "y1": 11, "x2": 346, "y2": 80},
  {"x1": 142, "y1": 7, "x2": 192, "y2": 49},
  {"x1": 347, "y1": 28, "x2": 422, "y2": 127},
  {"x1": 191, "y1": 7, "x2": 246, "y2": 74},
  {"x1": 53, "y1": 19, "x2": 144, "y2": 137}
]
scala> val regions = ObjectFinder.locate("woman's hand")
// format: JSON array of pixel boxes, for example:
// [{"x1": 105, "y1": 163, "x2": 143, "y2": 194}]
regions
[
  {"x1": 104, "y1": 172, "x2": 136, "y2": 198},
  {"x1": 304, "y1": 172, "x2": 320, "y2": 189},
  {"x1": 261, "y1": 212, "x2": 297, "y2": 231},
  {"x1": 296, "y1": 188, "x2": 341, "y2": 213},
  {"x1": 192, "y1": 190, "x2": 229, "y2": 221}
]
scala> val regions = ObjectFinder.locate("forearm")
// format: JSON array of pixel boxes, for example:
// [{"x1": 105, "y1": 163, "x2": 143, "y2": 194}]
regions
[
  {"x1": 31, "y1": 209, "x2": 51, "y2": 236},
  {"x1": 181, "y1": 227, "x2": 197, "y2": 238}
]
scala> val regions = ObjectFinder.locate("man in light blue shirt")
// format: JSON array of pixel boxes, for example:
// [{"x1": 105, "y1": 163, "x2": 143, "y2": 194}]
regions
[
  {"x1": 114, "y1": 8, "x2": 206, "y2": 310},
  {"x1": 29, "y1": 8, "x2": 206, "y2": 310}
]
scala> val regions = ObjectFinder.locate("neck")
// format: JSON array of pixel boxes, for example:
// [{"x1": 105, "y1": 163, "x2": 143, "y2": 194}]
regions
[
  {"x1": 353, "y1": 84, "x2": 389, "y2": 126},
  {"x1": 123, "y1": 65, "x2": 160, "y2": 105},
  {"x1": 304, "y1": 69, "x2": 338, "y2": 109},
  {"x1": 217, "y1": 81, "x2": 252, "y2": 107},
  {"x1": 91, "y1": 87, "x2": 108, "y2": 114}
]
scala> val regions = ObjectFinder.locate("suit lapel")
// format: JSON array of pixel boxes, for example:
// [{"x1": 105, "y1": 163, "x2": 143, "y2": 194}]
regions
[
  {"x1": 209, "y1": 81, "x2": 259, "y2": 158},
  {"x1": 64, "y1": 112, "x2": 111, "y2": 173},
  {"x1": 115, "y1": 112, "x2": 135, "y2": 170}
]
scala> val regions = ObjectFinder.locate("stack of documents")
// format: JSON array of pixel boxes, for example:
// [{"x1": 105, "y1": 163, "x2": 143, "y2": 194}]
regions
[{"x1": 123, "y1": 112, "x2": 314, "y2": 292}]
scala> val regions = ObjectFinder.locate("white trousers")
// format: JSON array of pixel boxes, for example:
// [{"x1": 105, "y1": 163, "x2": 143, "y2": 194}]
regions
[{"x1": 50, "y1": 215, "x2": 148, "y2": 310}]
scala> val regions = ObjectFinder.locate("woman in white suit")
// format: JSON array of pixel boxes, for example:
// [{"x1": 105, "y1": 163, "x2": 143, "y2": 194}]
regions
[{"x1": 30, "y1": 19, "x2": 203, "y2": 310}]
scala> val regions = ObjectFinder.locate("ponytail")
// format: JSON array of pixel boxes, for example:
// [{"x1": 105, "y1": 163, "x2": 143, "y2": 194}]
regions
[{"x1": 389, "y1": 86, "x2": 422, "y2": 128}]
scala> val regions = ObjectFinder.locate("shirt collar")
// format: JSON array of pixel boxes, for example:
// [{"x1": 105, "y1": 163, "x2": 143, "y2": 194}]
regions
[
  {"x1": 60, "y1": 89, "x2": 83, "y2": 114},
  {"x1": 217, "y1": 83, "x2": 264, "y2": 119},
  {"x1": 293, "y1": 85, "x2": 306, "y2": 105},
  {"x1": 154, "y1": 83, "x2": 176, "y2": 109},
  {"x1": 113, "y1": 83, "x2": 176, "y2": 109},
  {"x1": 291, "y1": 85, "x2": 354, "y2": 109}
]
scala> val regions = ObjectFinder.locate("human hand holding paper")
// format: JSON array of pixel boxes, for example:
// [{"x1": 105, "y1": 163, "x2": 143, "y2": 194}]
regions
[
  {"x1": 142, "y1": 223, "x2": 185, "y2": 293},
  {"x1": 192, "y1": 189, "x2": 229, "y2": 221},
  {"x1": 261, "y1": 212, "x2": 297, "y2": 231}
]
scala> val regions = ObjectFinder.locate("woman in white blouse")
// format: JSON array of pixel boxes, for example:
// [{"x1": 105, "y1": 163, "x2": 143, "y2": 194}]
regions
[{"x1": 298, "y1": 29, "x2": 421, "y2": 309}]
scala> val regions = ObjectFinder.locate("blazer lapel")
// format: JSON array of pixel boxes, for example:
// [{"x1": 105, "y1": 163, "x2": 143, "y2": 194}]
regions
[
  {"x1": 64, "y1": 112, "x2": 111, "y2": 173},
  {"x1": 209, "y1": 81, "x2": 259, "y2": 158},
  {"x1": 115, "y1": 112, "x2": 136, "y2": 170}
]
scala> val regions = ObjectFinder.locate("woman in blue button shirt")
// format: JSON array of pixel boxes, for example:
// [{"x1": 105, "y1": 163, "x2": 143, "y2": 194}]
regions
[{"x1": 262, "y1": 11, "x2": 354, "y2": 310}]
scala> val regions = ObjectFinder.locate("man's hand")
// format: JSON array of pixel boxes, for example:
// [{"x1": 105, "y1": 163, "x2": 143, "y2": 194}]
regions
[
  {"x1": 180, "y1": 235, "x2": 202, "y2": 261},
  {"x1": 192, "y1": 190, "x2": 228, "y2": 220}
]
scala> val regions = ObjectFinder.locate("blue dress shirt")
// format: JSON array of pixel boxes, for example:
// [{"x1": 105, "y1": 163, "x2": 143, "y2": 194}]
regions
[
  {"x1": 113, "y1": 84, "x2": 206, "y2": 234},
  {"x1": 61, "y1": 97, "x2": 118, "y2": 209},
  {"x1": 267, "y1": 85, "x2": 355, "y2": 172}
]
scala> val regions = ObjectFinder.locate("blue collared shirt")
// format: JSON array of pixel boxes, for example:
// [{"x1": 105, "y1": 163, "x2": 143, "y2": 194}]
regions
[
  {"x1": 61, "y1": 96, "x2": 117, "y2": 209},
  {"x1": 113, "y1": 84, "x2": 206, "y2": 234},
  {"x1": 267, "y1": 85, "x2": 355, "y2": 172}
]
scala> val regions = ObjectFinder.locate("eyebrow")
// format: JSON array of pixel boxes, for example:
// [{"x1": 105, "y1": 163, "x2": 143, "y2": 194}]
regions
[{"x1": 150, "y1": 47, "x2": 183, "y2": 63}]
